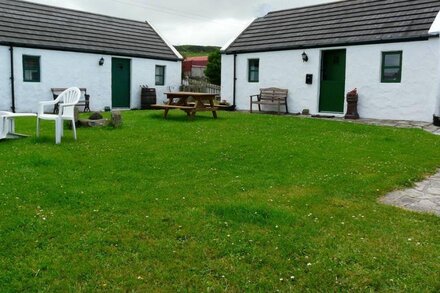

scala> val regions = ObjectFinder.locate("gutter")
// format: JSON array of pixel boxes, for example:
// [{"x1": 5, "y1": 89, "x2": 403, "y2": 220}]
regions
[
  {"x1": 0, "y1": 41, "x2": 181, "y2": 62},
  {"x1": 224, "y1": 36, "x2": 435, "y2": 55},
  {"x1": 9, "y1": 46, "x2": 15, "y2": 113}
]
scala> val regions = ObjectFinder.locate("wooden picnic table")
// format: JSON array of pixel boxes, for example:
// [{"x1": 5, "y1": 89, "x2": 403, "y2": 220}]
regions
[{"x1": 153, "y1": 92, "x2": 218, "y2": 119}]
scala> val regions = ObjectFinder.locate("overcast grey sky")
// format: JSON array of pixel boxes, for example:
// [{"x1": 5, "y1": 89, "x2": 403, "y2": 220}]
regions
[{"x1": 25, "y1": 0, "x2": 338, "y2": 46}]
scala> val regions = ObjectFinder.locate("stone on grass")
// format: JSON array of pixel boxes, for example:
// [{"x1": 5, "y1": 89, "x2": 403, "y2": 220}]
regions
[
  {"x1": 89, "y1": 112, "x2": 103, "y2": 120},
  {"x1": 111, "y1": 111, "x2": 122, "y2": 128}
]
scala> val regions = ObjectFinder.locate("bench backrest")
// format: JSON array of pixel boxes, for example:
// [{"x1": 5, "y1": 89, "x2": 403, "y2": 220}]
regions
[{"x1": 260, "y1": 87, "x2": 288, "y2": 100}]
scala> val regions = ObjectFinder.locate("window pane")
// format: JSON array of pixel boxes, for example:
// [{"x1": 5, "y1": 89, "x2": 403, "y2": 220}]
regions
[
  {"x1": 250, "y1": 70, "x2": 259, "y2": 82},
  {"x1": 155, "y1": 65, "x2": 165, "y2": 86},
  {"x1": 384, "y1": 54, "x2": 401, "y2": 67},
  {"x1": 383, "y1": 68, "x2": 401, "y2": 81},
  {"x1": 23, "y1": 56, "x2": 40, "y2": 82},
  {"x1": 248, "y1": 59, "x2": 259, "y2": 82}
]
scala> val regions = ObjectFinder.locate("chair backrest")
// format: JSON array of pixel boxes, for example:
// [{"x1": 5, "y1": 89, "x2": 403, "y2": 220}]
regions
[{"x1": 58, "y1": 87, "x2": 81, "y2": 118}]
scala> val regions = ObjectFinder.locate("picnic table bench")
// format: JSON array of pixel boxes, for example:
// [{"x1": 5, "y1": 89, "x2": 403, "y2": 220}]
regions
[
  {"x1": 51, "y1": 88, "x2": 90, "y2": 113},
  {"x1": 153, "y1": 92, "x2": 218, "y2": 119},
  {"x1": 250, "y1": 87, "x2": 289, "y2": 114}
]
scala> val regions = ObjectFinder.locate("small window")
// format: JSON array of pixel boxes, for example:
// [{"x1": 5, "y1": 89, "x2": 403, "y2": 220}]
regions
[
  {"x1": 381, "y1": 51, "x2": 402, "y2": 83},
  {"x1": 23, "y1": 55, "x2": 40, "y2": 82},
  {"x1": 155, "y1": 65, "x2": 165, "y2": 86},
  {"x1": 248, "y1": 59, "x2": 259, "y2": 83}
]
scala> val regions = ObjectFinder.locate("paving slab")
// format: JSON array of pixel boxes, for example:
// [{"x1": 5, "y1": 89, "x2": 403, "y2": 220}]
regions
[{"x1": 381, "y1": 171, "x2": 440, "y2": 216}]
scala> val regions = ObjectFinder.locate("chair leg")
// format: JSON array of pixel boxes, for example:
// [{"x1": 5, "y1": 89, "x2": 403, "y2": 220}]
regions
[
  {"x1": 55, "y1": 119, "x2": 61, "y2": 144},
  {"x1": 72, "y1": 119, "x2": 77, "y2": 140},
  {"x1": 36, "y1": 118, "x2": 40, "y2": 138},
  {"x1": 285, "y1": 98, "x2": 289, "y2": 114},
  {"x1": 60, "y1": 121, "x2": 64, "y2": 138}
]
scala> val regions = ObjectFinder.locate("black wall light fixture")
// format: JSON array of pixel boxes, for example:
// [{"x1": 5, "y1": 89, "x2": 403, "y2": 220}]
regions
[
  {"x1": 99, "y1": 58, "x2": 105, "y2": 66},
  {"x1": 302, "y1": 52, "x2": 309, "y2": 62}
]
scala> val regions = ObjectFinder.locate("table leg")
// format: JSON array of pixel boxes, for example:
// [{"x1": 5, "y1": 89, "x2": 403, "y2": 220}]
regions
[
  {"x1": 9, "y1": 118, "x2": 15, "y2": 133},
  {"x1": 209, "y1": 98, "x2": 218, "y2": 119}
]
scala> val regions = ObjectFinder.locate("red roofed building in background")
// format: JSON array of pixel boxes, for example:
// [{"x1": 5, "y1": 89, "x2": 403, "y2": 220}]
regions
[{"x1": 183, "y1": 56, "x2": 209, "y2": 78}]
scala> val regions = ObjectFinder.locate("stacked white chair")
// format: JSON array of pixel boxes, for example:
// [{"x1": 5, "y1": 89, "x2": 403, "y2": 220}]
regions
[{"x1": 37, "y1": 87, "x2": 81, "y2": 144}]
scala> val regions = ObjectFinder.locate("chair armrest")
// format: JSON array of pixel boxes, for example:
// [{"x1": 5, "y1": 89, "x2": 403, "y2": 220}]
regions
[
  {"x1": 38, "y1": 100, "x2": 57, "y2": 115},
  {"x1": 39, "y1": 100, "x2": 57, "y2": 105}
]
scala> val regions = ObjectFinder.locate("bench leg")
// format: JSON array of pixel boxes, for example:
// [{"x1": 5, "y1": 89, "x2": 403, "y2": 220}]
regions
[
  {"x1": 164, "y1": 108, "x2": 170, "y2": 119},
  {"x1": 285, "y1": 101, "x2": 289, "y2": 114},
  {"x1": 250, "y1": 99, "x2": 253, "y2": 113}
]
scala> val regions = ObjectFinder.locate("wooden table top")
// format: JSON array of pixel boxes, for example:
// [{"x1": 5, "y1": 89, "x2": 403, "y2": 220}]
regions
[{"x1": 164, "y1": 92, "x2": 217, "y2": 97}]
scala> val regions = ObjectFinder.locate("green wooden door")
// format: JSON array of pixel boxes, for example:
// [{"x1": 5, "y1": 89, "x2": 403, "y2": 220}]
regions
[
  {"x1": 112, "y1": 58, "x2": 131, "y2": 108},
  {"x1": 319, "y1": 50, "x2": 346, "y2": 113}
]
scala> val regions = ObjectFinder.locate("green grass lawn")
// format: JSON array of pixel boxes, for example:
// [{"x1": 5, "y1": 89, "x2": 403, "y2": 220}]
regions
[{"x1": 1, "y1": 111, "x2": 439, "y2": 291}]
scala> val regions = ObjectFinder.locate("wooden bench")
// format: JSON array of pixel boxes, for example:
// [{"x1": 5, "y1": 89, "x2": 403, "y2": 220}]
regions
[
  {"x1": 51, "y1": 88, "x2": 90, "y2": 113},
  {"x1": 250, "y1": 87, "x2": 289, "y2": 114}
]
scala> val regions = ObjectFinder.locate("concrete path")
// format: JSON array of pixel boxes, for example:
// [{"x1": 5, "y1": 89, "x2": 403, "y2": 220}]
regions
[
  {"x1": 381, "y1": 171, "x2": 440, "y2": 216},
  {"x1": 347, "y1": 118, "x2": 440, "y2": 135}
]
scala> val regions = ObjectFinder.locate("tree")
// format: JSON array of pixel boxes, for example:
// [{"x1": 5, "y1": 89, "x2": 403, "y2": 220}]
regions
[{"x1": 205, "y1": 49, "x2": 221, "y2": 85}]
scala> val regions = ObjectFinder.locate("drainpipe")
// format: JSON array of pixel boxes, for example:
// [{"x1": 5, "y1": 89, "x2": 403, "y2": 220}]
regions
[
  {"x1": 9, "y1": 46, "x2": 16, "y2": 113},
  {"x1": 233, "y1": 53, "x2": 237, "y2": 106},
  {"x1": 434, "y1": 47, "x2": 440, "y2": 126}
]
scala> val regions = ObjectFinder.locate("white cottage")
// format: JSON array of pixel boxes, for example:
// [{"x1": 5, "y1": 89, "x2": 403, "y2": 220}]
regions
[
  {"x1": 0, "y1": 0, "x2": 182, "y2": 113},
  {"x1": 221, "y1": 0, "x2": 440, "y2": 123}
]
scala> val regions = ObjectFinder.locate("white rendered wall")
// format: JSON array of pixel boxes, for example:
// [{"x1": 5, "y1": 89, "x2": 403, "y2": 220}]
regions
[
  {"x1": 0, "y1": 46, "x2": 12, "y2": 111},
  {"x1": 221, "y1": 39, "x2": 440, "y2": 122},
  {"x1": 0, "y1": 47, "x2": 181, "y2": 112},
  {"x1": 131, "y1": 58, "x2": 181, "y2": 108}
]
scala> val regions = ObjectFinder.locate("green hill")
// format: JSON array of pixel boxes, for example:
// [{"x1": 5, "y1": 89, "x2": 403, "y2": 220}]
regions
[{"x1": 175, "y1": 45, "x2": 221, "y2": 58}]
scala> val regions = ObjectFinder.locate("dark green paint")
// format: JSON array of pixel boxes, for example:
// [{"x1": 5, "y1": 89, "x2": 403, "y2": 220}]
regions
[
  {"x1": 319, "y1": 49, "x2": 346, "y2": 113},
  {"x1": 23, "y1": 55, "x2": 40, "y2": 82},
  {"x1": 381, "y1": 51, "x2": 402, "y2": 83},
  {"x1": 112, "y1": 58, "x2": 131, "y2": 108}
]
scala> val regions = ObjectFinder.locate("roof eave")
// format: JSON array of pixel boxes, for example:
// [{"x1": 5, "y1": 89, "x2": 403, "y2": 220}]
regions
[
  {"x1": 0, "y1": 41, "x2": 181, "y2": 62},
  {"x1": 224, "y1": 35, "x2": 437, "y2": 55}
]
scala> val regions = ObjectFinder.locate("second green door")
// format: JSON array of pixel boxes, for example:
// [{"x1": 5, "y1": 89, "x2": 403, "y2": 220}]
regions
[
  {"x1": 319, "y1": 49, "x2": 346, "y2": 113},
  {"x1": 112, "y1": 58, "x2": 131, "y2": 108}
]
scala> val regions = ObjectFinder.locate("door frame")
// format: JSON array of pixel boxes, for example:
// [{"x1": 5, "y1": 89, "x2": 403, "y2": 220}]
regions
[
  {"x1": 318, "y1": 49, "x2": 347, "y2": 114},
  {"x1": 111, "y1": 57, "x2": 131, "y2": 109}
]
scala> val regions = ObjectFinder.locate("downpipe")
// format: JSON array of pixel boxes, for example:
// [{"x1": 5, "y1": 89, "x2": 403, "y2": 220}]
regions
[{"x1": 9, "y1": 46, "x2": 16, "y2": 113}]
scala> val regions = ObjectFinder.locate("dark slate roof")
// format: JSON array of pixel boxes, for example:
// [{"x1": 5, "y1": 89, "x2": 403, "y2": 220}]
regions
[
  {"x1": 0, "y1": 0, "x2": 180, "y2": 61},
  {"x1": 224, "y1": 0, "x2": 440, "y2": 54}
]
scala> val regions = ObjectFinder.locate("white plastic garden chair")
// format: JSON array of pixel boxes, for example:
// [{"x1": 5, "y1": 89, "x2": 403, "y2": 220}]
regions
[{"x1": 37, "y1": 87, "x2": 81, "y2": 144}]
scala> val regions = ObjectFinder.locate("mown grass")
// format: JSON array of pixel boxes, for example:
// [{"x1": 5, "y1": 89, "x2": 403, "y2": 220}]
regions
[{"x1": 0, "y1": 111, "x2": 439, "y2": 292}]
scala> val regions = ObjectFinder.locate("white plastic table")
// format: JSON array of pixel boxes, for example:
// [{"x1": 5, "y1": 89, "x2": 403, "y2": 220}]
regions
[{"x1": 0, "y1": 111, "x2": 37, "y2": 140}]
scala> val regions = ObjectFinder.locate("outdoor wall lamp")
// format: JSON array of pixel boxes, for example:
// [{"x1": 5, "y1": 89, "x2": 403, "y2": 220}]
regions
[
  {"x1": 302, "y1": 52, "x2": 309, "y2": 62},
  {"x1": 99, "y1": 57, "x2": 105, "y2": 66}
]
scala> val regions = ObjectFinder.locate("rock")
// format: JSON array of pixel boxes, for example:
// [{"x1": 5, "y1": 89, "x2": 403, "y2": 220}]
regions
[
  {"x1": 111, "y1": 111, "x2": 122, "y2": 128},
  {"x1": 89, "y1": 112, "x2": 103, "y2": 120}
]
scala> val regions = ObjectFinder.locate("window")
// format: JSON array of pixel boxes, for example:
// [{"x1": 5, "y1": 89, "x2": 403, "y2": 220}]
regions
[
  {"x1": 155, "y1": 65, "x2": 165, "y2": 86},
  {"x1": 23, "y1": 55, "x2": 40, "y2": 82},
  {"x1": 248, "y1": 59, "x2": 259, "y2": 83},
  {"x1": 381, "y1": 51, "x2": 402, "y2": 83}
]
